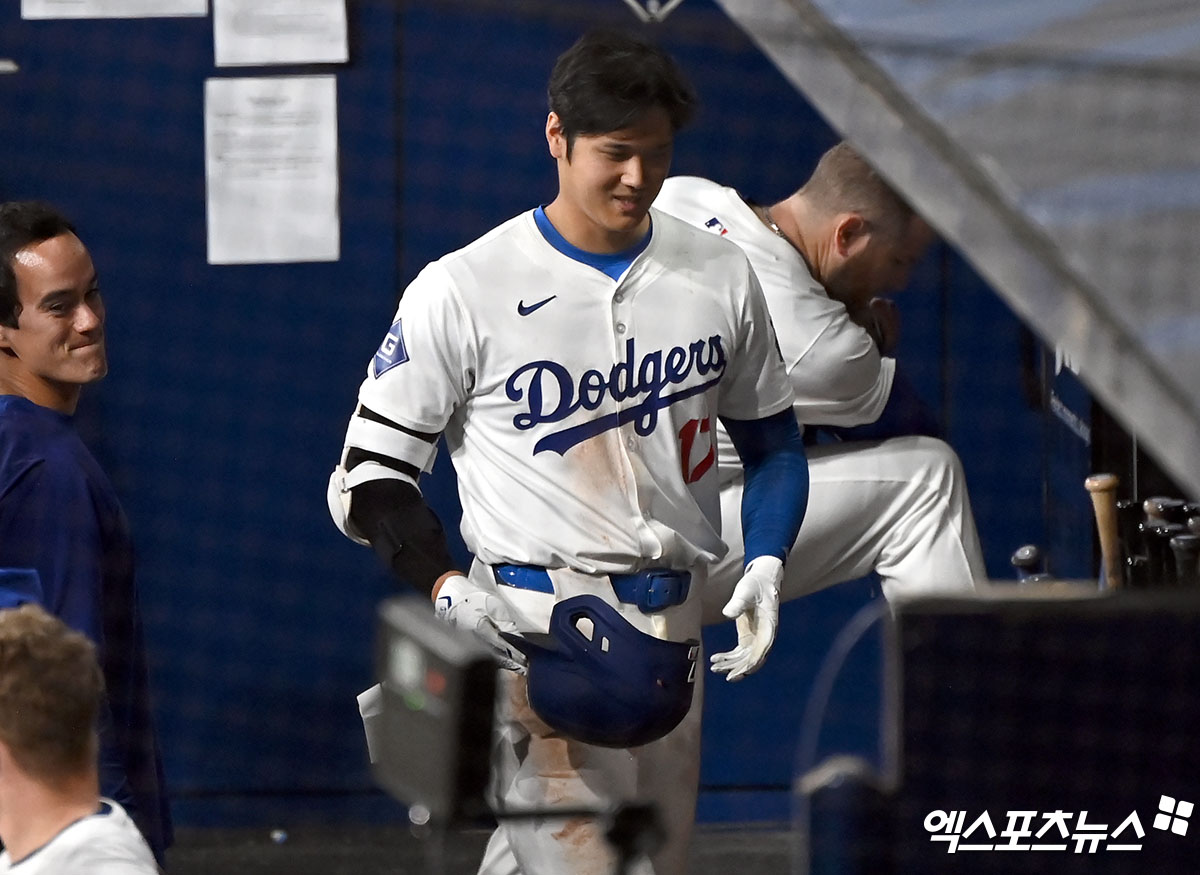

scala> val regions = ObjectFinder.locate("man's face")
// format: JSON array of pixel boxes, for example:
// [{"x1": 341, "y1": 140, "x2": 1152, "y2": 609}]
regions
[
  {"x1": 0, "y1": 232, "x2": 107, "y2": 392},
  {"x1": 825, "y1": 215, "x2": 934, "y2": 307},
  {"x1": 546, "y1": 106, "x2": 674, "y2": 253}
]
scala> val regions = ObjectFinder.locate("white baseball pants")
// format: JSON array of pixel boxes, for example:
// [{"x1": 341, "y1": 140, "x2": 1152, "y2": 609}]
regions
[{"x1": 708, "y1": 435, "x2": 985, "y2": 619}]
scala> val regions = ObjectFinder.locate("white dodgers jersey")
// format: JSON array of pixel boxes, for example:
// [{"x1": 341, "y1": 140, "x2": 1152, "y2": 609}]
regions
[
  {"x1": 355, "y1": 208, "x2": 793, "y2": 573},
  {"x1": 655, "y1": 177, "x2": 897, "y2": 473},
  {"x1": 0, "y1": 800, "x2": 157, "y2": 874}
]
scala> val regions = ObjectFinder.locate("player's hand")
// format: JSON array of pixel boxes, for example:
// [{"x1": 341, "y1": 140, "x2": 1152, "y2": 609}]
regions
[
  {"x1": 709, "y1": 555, "x2": 784, "y2": 682},
  {"x1": 853, "y1": 297, "x2": 900, "y2": 355},
  {"x1": 434, "y1": 575, "x2": 528, "y2": 673}
]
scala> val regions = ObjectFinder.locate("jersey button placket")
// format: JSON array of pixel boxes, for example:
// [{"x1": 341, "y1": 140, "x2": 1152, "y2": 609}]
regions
[
  {"x1": 612, "y1": 284, "x2": 630, "y2": 337},
  {"x1": 611, "y1": 283, "x2": 655, "y2": 554},
  {"x1": 612, "y1": 287, "x2": 638, "y2": 457}
]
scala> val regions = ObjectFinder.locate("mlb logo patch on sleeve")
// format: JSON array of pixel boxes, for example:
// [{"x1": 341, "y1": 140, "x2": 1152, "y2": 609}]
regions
[{"x1": 373, "y1": 318, "x2": 409, "y2": 377}]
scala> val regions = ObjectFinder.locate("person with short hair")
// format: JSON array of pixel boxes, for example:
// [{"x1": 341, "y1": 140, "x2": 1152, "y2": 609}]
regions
[
  {"x1": 655, "y1": 141, "x2": 985, "y2": 610},
  {"x1": 329, "y1": 29, "x2": 809, "y2": 875},
  {"x1": 0, "y1": 201, "x2": 171, "y2": 863},
  {"x1": 0, "y1": 602, "x2": 158, "y2": 874}
]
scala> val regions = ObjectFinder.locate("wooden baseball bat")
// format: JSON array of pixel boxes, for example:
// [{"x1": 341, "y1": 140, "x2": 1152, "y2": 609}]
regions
[
  {"x1": 1085, "y1": 473, "x2": 1122, "y2": 590},
  {"x1": 1144, "y1": 496, "x2": 1187, "y2": 525}
]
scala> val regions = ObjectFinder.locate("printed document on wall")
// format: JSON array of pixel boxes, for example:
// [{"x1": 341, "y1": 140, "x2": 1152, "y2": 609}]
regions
[
  {"x1": 214, "y1": 0, "x2": 348, "y2": 67},
  {"x1": 205, "y1": 75, "x2": 340, "y2": 265},
  {"x1": 22, "y1": 0, "x2": 206, "y2": 17}
]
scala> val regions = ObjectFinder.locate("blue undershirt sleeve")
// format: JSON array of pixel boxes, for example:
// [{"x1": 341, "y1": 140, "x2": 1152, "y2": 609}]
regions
[
  {"x1": 822, "y1": 362, "x2": 942, "y2": 442},
  {"x1": 0, "y1": 568, "x2": 43, "y2": 608},
  {"x1": 720, "y1": 409, "x2": 810, "y2": 567}
]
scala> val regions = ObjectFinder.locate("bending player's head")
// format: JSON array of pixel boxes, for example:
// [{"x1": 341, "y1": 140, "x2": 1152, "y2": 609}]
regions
[
  {"x1": 0, "y1": 603, "x2": 104, "y2": 786},
  {"x1": 0, "y1": 201, "x2": 107, "y2": 412},
  {"x1": 800, "y1": 142, "x2": 932, "y2": 303},
  {"x1": 543, "y1": 30, "x2": 696, "y2": 253},
  {"x1": 802, "y1": 143, "x2": 915, "y2": 239}
]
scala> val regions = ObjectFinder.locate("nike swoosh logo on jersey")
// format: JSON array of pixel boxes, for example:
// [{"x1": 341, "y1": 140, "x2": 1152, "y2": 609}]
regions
[{"x1": 517, "y1": 295, "x2": 557, "y2": 316}]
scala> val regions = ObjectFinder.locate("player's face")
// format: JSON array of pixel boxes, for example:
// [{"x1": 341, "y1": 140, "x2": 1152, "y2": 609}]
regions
[
  {"x1": 0, "y1": 233, "x2": 107, "y2": 408},
  {"x1": 826, "y1": 215, "x2": 934, "y2": 306},
  {"x1": 545, "y1": 107, "x2": 674, "y2": 253}
]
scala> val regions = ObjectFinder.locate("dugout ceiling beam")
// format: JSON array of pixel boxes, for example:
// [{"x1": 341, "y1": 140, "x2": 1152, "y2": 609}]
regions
[{"x1": 715, "y1": 0, "x2": 1200, "y2": 498}]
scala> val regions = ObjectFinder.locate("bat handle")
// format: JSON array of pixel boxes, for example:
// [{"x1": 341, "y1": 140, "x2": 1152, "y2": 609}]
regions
[
  {"x1": 1085, "y1": 473, "x2": 1122, "y2": 590},
  {"x1": 1171, "y1": 534, "x2": 1200, "y2": 589},
  {"x1": 1009, "y1": 544, "x2": 1052, "y2": 583}
]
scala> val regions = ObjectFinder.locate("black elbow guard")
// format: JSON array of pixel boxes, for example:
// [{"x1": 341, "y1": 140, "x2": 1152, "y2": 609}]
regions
[{"x1": 348, "y1": 479, "x2": 456, "y2": 595}]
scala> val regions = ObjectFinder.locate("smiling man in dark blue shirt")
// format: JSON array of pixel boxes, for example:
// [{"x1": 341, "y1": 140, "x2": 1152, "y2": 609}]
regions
[{"x1": 0, "y1": 201, "x2": 171, "y2": 864}]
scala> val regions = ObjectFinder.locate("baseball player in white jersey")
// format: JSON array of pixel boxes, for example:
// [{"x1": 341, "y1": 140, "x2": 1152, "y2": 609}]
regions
[
  {"x1": 0, "y1": 604, "x2": 159, "y2": 875},
  {"x1": 654, "y1": 142, "x2": 986, "y2": 618},
  {"x1": 327, "y1": 31, "x2": 810, "y2": 875},
  {"x1": 0, "y1": 800, "x2": 156, "y2": 875}
]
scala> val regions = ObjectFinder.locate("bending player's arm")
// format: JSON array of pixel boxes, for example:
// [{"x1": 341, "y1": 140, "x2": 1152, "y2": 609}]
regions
[
  {"x1": 847, "y1": 296, "x2": 899, "y2": 356},
  {"x1": 817, "y1": 362, "x2": 941, "y2": 442},
  {"x1": 789, "y1": 306, "x2": 940, "y2": 442},
  {"x1": 328, "y1": 404, "x2": 526, "y2": 671},
  {"x1": 709, "y1": 409, "x2": 809, "y2": 681},
  {"x1": 784, "y1": 304, "x2": 893, "y2": 429}
]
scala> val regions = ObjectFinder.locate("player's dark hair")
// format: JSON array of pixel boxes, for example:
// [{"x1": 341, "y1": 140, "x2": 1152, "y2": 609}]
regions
[
  {"x1": 547, "y1": 29, "x2": 696, "y2": 157},
  {"x1": 802, "y1": 142, "x2": 915, "y2": 240},
  {"x1": 0, "y1": 201, "x2": 77, "y2": 328}
]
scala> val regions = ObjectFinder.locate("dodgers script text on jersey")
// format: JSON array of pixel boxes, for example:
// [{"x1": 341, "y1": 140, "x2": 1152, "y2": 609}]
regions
[{"x1": 506, "y1": 335, "x2": 727, "y2": 455}]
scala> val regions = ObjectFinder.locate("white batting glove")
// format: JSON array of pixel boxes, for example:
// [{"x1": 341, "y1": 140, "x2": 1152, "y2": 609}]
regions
[
  {"x1": 434, "y1": 575, "x2": 528, "y2": 674},
  {"x1": 709, "y1": 555, "x2": 784, "y2": 682}
]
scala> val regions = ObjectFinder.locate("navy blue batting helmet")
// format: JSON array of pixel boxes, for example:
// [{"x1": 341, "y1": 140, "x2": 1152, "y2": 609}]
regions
[{"x1": 504, "y1": 595, "x2": 698, "y2": 748}]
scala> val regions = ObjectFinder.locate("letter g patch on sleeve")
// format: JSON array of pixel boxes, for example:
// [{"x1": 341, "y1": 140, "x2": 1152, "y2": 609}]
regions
[{"x1": 372, "y1": 318, "x2": 409, "y2": 377}]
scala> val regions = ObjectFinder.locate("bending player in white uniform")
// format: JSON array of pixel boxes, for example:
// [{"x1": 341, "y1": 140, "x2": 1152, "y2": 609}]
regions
[
  {"x1": 328, "y1": 30, "x2": 809, "y2": 875},
  {"x1": 655, "y1": 142, "x2": 985, "y2": 617},
  {"x1": 0, "y1": 603, "x2": 158, "y2": 875}
]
